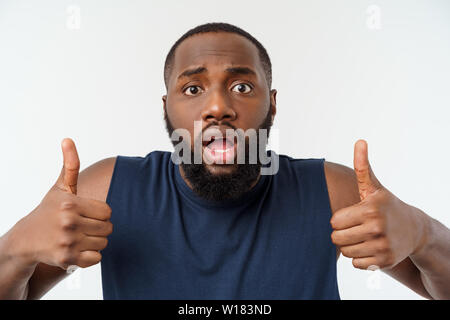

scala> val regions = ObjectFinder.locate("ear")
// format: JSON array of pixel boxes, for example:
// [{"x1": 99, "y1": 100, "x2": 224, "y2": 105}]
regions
[
  {"x1": 270, "y1": 89, "x2": 277, "y2": 123},
  {"x1": 162, "y1": 94, "x2": 167, "y2": 115}
]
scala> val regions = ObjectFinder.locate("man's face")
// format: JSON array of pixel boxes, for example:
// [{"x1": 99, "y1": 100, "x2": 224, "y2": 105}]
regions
[{"x1": 163, "y1": 32, "x2": 277, "y2": 176}]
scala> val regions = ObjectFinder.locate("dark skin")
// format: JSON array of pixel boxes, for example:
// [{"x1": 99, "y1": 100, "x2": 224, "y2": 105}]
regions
[
  {"x1": 163, "y1": 32, "x2": 277, "y2": 176},
  {"x1": 0, "y1": 31, "x2": 449, "y2": 299}
]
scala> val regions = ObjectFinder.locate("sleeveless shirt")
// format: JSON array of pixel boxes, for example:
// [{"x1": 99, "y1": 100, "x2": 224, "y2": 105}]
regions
[{"x1": 101, "y1": 150, "x2": 340, "y2": 299}]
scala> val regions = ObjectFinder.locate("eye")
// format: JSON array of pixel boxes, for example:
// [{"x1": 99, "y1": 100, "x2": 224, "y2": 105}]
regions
[
  {"x1": 232, "y1": 83, "x2": 252, "y2": 94},
  {"x1": 183, "y1": 85, "x2": 203, "y2": 96}
]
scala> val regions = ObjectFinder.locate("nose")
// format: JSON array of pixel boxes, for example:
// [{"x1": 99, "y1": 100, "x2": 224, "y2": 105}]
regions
[{"x1": 200, "y1": 88, "x2": 237, "y2": 123}]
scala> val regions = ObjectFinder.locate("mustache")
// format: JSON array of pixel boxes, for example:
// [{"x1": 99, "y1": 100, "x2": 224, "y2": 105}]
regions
[
  {"x1": 197, "y1": 121, "x2": 237, "y2": 143},
  {"x1": 164, "y1": 114, "x2": 237, "y2": 138},
  {"x1": 202, "y1": 121, "x2": 237, "y2": 133},
  {"x1": 203, "y1": 121, "x2": 236, "y2": 131}
]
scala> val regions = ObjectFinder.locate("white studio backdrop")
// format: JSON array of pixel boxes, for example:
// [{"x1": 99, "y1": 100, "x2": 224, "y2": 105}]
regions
[{"x1": 0, "y1": 0, "x2": 449, "y2": 299}]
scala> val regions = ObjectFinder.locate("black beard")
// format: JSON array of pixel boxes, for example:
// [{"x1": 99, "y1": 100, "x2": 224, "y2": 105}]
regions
[{"x1": 164, "y1": 108, "x2": 273, "y2": 202}]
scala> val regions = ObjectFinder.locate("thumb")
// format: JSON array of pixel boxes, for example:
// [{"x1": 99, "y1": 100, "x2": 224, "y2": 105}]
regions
[
  {"x1": 56, "y1": 138, "x2": 80, "y2": 195},
  {"x1": 354, "y1": 139, "x2": 382, "y2": 201}
]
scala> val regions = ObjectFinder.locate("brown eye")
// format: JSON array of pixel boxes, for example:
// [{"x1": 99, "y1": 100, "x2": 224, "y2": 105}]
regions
[
  {"x1": 184, "y1": 86, "x2": 203, "y2": 96},
  {"x1": 232, "y1": 83, "x2": 252, "y2": 94}
]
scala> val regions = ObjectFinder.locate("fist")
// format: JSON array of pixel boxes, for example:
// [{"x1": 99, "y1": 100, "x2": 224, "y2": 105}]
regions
[
  {"x1": 330, "y1": 140, "x2": 424, "y2": 271},
  {"x1": 14, "y1": 138, "x2": 113, "y2": 271}
]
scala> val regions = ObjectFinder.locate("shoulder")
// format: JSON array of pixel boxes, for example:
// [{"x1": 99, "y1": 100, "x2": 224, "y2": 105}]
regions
[
  {"x1": 323, "y1": 161, "x2": 361, "y2": 214},
  {"x1": 114, "y1": 150, "x2": 171, "y2": 168},
  {"x1": 281, "y1": 156, "x2": 360, "y2": 211},
  {"x1": 110, "y1": 151, "x2": 172, "y2": 180},
  {"x1": 77, "y1": 157, "x2": 117, "y2": 202},
  {"x1": 275, "y1": 153, "x2": 324, "y2": 173},
  {"x1": 77, "y1": 151, "x2": 172, "y2": 202}
]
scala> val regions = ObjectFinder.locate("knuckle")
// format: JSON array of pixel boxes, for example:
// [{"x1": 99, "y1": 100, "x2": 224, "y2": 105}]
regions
[
  {"x1": 56, "y1": 250, "x2": 73, "y2": 267},
  {"x1": 352, "y1": 258, "x2": 368, "y2": 270},
  {"x1": 97, "y1": 252, "x2": 103, "y2": 261},
  {"x1": 330, "y1": 231, "x2": 339, "y2": 244},
  {"x1": 59, "y1": 200, "x2": 77, "y2": 211},
  {"x1": 364, "y1": 211, "x2": 377, "y2": 220},
  {"x1": 368, "y1": 222, "x2": 384, "y2": 237},
  {"x1": 78, "y1": 252, "x2": 102, "y2": 268},
  {"x1": 352, "y1": 259, "x2": 362, "y2": 269},
  {"x1": 329, "y1": 217, "x2": 338, "y2": 229},
  {"x1": 340, "y1": 247, "x2": 352, "y2": 258},
  {"x1": 363, "y1": 205, "x2": 379, "y2": 219},
  {"x1": 93, "y1": 252, "x2": 102, "y2": 264},
  {"x1": 59, "y1": 214, "x2": 78, "y2": 231},
  {"x1": 330, "y1": 210, "x2": 345, "y2": 228},
  {"x1": 58, "y1": 234, "x2": 76, "y2": 248}
]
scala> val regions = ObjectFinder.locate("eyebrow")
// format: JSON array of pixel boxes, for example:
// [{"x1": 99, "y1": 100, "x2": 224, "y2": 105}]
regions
[
  {"x1": 177, "y1": 67, "x2": 207, "y2": 79},
  {"x1": 225, "y1": 67, "x2": 256, "y2": 76},
  {"x1": 177, "y1": 66, "x2": 257, "y2": 80}
]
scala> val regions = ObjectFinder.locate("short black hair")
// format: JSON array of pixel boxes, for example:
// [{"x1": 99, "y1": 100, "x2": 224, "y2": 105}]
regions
[{"x1": 163, "y1": 22, "x2": 272, "y2": 91}]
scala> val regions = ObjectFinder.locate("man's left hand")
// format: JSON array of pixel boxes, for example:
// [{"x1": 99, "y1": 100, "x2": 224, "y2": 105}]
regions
[{"x1": 330, "y1": 139, "x2": 427, "y2": 270}]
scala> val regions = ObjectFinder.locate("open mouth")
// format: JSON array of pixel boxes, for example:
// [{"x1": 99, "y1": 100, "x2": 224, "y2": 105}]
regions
[{"x1": 202, "y1": 135, "x2": 237, "y2": 164}]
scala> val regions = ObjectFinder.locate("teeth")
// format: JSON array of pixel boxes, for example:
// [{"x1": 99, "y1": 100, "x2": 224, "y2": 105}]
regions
[{"x1": 214, "y1": 148, "x2": 232, "y2": 153}]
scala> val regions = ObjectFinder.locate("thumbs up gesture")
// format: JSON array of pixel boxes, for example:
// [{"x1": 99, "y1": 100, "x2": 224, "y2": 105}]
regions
[
  {"x1": 12, "y1": 138, "x2": 113, "y2": 271},
  {"x1": 330, "y1": 140, "x2": 427, "y2": 270}
]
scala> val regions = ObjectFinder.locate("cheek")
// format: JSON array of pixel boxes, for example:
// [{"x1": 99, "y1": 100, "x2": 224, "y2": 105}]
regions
[
  {"x1": 166, "y1": 93, "x2": 205, "y2": 126},
  {"x1": 237, "y1": 103, "x2": 270, "y2": 128},
  {"x1": 167, "y1": 103, "x2": 195, "y2": 128},
  {"x1": 166, "y1": 105, "x2": 197, "y2": 145}
]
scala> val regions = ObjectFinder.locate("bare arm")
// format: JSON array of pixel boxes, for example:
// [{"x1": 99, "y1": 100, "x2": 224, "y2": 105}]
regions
[
  {"x1": 408, "y1": 211, "x2": 450, "y2": 299},
  {"x1": 0, "y1": 155, "x2": 116, "y2": 300},
  {"x1": 324, "y1": 161, "x2": 435, "y2": 299}
]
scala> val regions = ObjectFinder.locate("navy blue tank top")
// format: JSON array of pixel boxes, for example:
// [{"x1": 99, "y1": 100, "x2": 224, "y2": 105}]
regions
[{"x1": 101, "y1": 150, "x2": 340, "y2": 299}]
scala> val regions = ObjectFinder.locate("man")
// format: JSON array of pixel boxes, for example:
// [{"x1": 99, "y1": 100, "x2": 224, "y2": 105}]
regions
[{"x1": 0, "y1": 22, "x2": 449, "y2": 300}]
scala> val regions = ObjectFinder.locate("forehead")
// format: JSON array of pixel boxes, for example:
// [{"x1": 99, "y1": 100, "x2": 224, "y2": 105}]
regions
[{"x1": 171, "y1": 32, "x2": 263, "y2": 80}]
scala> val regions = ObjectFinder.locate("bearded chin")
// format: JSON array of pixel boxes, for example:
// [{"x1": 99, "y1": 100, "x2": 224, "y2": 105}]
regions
[
  {"x1": 165, "y1": 109, "x2": 273, "y2": 202},
  {"x1": 180, "y1": 144, "x2": 262, "y2": 202}
]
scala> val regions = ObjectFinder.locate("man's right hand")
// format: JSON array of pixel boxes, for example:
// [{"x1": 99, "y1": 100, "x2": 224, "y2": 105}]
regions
[{"x1": 12, "y1": 138, "x2": 113, "y2": 271}]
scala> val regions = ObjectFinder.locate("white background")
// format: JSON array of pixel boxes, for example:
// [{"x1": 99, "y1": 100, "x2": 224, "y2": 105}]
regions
[{"x1": 0, "y1": 0, "x2": 449, "y2": 299}]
